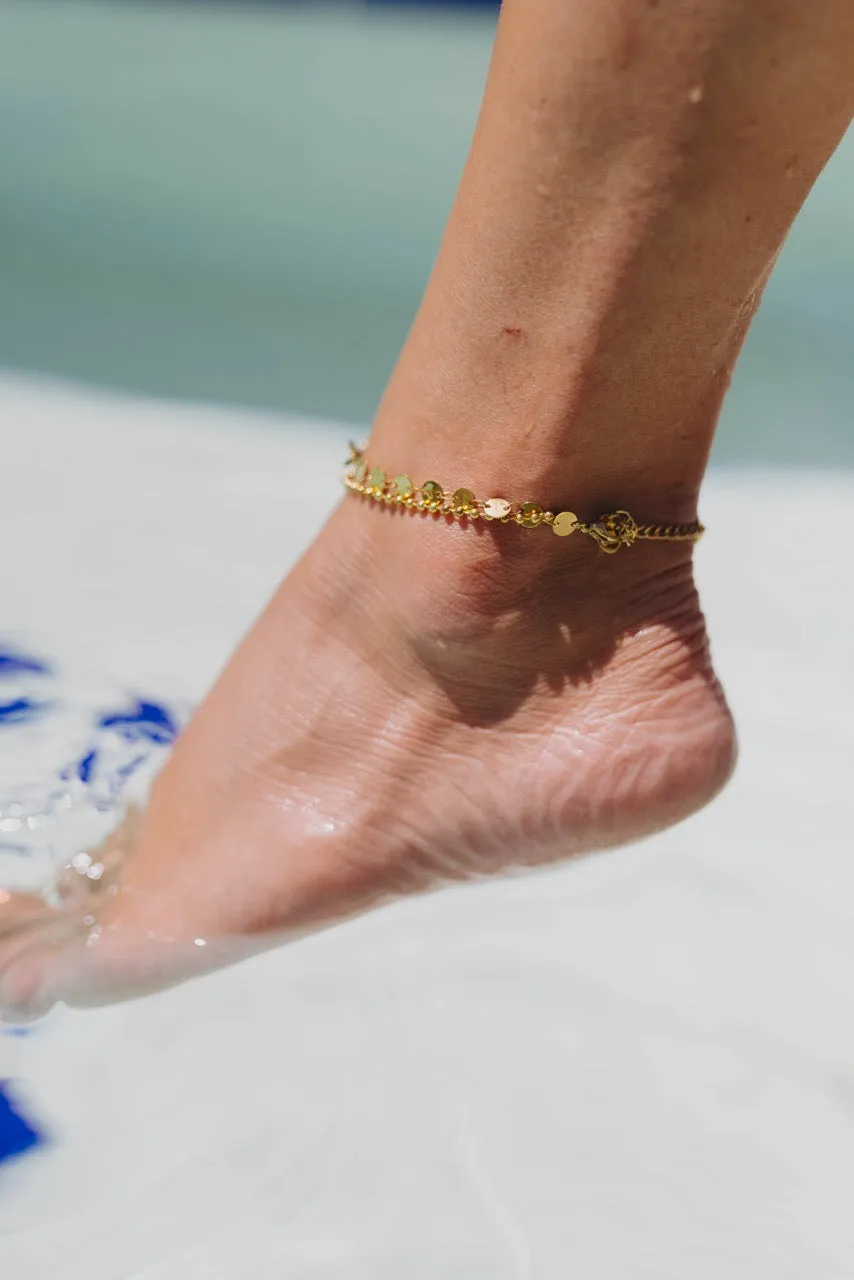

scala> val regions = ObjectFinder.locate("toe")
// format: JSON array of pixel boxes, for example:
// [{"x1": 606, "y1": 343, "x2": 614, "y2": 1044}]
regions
[{"x1": 0, "y1": 893, "x2": 69, "y2": 1022}]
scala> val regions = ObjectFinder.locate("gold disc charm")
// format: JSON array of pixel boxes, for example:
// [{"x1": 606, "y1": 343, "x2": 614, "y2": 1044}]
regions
[
  {"x1": 483, "y1": 498, "x2": 511, "y2": 521},
  {"x1": 342, "y1": 456, "x2": 705, "y2": 549},
  {"x1": 420, "y1": 480, "x2": 444, "y2": 509},
  {"x1": 451, "y1": 487, "x2": 476, "y2": 515},
  {"x1": 518, "y1": 501, "x2": 544, "y2": 528},
  {"x1": 552, "y1": 511, "x2": 578, "y2": 537}
]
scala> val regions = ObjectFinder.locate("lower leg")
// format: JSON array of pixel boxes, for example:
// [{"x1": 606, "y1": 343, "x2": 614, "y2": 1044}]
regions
[
  {"x1": 2, "y1": 0, "x2": 852, "y2": 1014},
  {"x1": 374, "y1": 0, "x2": 854, "y2": 520}
]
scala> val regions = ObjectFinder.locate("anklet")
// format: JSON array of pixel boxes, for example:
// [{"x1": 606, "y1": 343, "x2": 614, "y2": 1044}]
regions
[{"x1": 343, "y1": 444, "x2": 704, "y2": 554}]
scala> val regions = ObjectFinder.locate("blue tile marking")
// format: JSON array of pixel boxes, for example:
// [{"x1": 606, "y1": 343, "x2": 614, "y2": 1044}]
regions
[
  {"x1": 115, "y1": 752, "x2": 149, "y2": 783},
  {"x1": 0, "y1": 648, "x2": 52, "y2": 728},
  {"x1": 98, "y1": 700, "x2": 180, "y2": 747},
  {"x1": 76, "y1": 748, "x2": 97, "y2": 785},
  {"x1": 0, "y1": 650, "x2": 52, "y2": 679},
  {"x1": 0, "y1": 1082, "x2": 45, "y2": 1167},
  {"x1": 0, "y1": 697, "x2": 51, "y2": 727}
]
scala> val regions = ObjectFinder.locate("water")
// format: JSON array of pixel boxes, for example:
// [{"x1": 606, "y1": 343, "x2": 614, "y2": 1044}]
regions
[
  {"x1": 0, "y1": 0, "x2": 851, "y2": 466},
  {"x1": 0, "y1": 643, "x2": 183, "y2": 905}
]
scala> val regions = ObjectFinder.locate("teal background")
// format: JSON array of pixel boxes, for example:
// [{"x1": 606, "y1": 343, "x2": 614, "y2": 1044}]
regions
[{"x1": 0, "y1": 0, "x2": 851, "y2": 464}]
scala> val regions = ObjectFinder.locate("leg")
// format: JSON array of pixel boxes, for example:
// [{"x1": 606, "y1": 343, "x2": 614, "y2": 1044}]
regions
[{"x1": 2, "y1": 0, "x2": 852, "y2": 1014}]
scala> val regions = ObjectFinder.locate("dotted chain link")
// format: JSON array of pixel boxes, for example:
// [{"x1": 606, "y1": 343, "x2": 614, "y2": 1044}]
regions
[{"x1": 343, "y1": 444, "x2": 704, "y2": 554}]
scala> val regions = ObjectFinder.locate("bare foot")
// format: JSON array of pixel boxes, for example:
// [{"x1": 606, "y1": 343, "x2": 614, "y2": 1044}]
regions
[{"x1": 0, "y1": 492, "x2": 735, "y2": 1018}]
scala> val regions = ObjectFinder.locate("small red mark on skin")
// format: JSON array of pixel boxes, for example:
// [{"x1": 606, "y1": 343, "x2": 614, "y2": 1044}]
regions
[{"x1": 502, "y1": 326, "x2": 525, "y2": 340}]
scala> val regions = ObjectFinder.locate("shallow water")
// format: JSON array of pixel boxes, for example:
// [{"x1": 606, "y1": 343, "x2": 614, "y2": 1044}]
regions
[{"x1": 0, "y1": 642, "x2": 182, "y2": 903}]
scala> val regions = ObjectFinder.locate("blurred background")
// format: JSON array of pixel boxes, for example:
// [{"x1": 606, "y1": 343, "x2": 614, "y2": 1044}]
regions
[{"x1": 0, "y1": 0, "x2": 852, "y2": 464}]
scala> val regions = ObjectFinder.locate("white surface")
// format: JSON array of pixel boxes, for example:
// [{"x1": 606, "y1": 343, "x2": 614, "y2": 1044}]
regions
[{"x1": 1, "y1": 376, "x2": 853, "y2": 1279}]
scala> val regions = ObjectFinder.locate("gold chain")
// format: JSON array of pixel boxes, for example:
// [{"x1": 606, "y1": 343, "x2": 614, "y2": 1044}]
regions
[{"x1": 342, "y1": 444, "x2": 704, "y2": 554}]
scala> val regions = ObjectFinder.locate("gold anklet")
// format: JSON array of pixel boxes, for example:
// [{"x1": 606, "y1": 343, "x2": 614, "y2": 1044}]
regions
[{"x1": 343, "y1": 444, "x2": 703, "y2": 554}]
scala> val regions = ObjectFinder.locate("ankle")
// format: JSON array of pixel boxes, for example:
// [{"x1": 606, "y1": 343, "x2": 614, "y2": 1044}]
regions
[
  {"x1": 333, "y1": 488, "x2": 704, "y2": 663},
  {"x1": 369, "y1": 365, "x2": 709, "y2": 530},
  {"x1": 319, "y1": 494, "x2": 718, "y2": 747}
]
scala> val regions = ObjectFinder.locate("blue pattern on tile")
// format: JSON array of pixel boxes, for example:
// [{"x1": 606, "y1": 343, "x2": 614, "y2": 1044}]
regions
[
  {"x1": 0, "y1": 650, "x2": 51, "y2": 679},
  {"x1": 0, "y1": 1082, "x2": 45, "y2": 1168},
  {"x1": 98, "y1": 700, "x2": 180, "y2": 747},
  {"x1": 0, "y1": 698, "x2": 50, "y2": 727}
]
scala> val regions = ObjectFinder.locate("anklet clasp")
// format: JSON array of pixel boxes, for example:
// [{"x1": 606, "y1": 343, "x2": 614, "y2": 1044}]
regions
[
  {"x1": 342, "y1": 444, "x2": 704, "y2": 553},
  {"x1": 581, "y1": 511, "x2": 639, "y2": 554}
]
